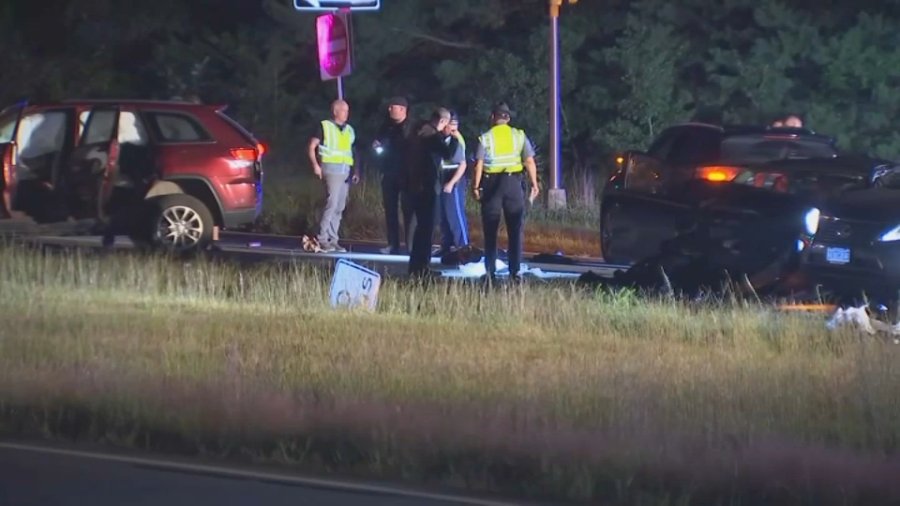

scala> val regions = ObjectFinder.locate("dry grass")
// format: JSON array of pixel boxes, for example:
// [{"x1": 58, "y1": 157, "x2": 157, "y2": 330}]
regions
[
  {"x1": 1, "y1": 243, "x2": 899, "y2": 504},
  {"x1": 257, "y1": 170, "x2": 601, "y2": 257}
]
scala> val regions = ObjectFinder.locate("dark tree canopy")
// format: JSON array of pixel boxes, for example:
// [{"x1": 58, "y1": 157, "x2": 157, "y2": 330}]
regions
[{"x1": 3, "y1": 0, "x2": 899, "y2": 176}]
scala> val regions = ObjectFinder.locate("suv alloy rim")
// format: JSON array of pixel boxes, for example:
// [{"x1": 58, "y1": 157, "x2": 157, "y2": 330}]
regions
[{"x1": 157, "y1": 205, "x2": 204, "y2": 250}]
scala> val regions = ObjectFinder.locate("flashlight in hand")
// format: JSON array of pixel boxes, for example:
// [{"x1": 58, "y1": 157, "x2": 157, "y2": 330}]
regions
[{"x1": 373, "y1": 140, "x2": 385, "y2": 156}]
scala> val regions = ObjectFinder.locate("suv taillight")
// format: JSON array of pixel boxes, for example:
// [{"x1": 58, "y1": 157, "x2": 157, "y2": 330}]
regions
[
  {"x1": 748, "y1": 171, "x2": 789, "y2": 192},
  {"x1": 230, "y1": 147, "x2": 257, "y2": 161},
  {"x1": 695, "y1": 165, "x2": 743, "y2": 182},
  {"x1": 230, "y1": 142, "x2": 267, "y2": 163}
]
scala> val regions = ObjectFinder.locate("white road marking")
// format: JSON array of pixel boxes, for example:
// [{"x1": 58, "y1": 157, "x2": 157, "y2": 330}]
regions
[{"x1": 0, "y1": 441, "x2": 525, "y2": 506}]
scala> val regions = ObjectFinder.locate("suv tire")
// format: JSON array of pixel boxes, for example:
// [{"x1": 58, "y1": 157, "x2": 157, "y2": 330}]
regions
[{"x1": 134, "y1": 194, "x2": 214, "y2": 254}]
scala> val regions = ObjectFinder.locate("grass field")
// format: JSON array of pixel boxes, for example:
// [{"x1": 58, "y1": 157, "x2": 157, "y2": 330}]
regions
[
  {"x1": 256, "y1": 169, "x2": 602, "y2": 257},
  {"x1": 1, "y1": 243, "x2": 899, "y2": 504}
]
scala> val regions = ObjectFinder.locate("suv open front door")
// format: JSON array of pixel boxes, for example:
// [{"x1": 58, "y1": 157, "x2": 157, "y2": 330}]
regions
[
  {"x1": 67, "y1": 107, "x2": 120, "y2": 220},
  {"x1": 0, "y1": 103, "x2": 26, "y2": 218}
]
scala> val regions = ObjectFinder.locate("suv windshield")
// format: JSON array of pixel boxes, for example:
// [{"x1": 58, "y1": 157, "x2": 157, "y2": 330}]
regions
[{"x1": 721, "y1": 135, "x2": 837, "y2": 164}]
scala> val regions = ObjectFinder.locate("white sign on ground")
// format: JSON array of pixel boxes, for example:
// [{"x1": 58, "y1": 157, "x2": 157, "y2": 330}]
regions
[{"x1": 330, "y1": 259, "x2": 381, "y2": 311}]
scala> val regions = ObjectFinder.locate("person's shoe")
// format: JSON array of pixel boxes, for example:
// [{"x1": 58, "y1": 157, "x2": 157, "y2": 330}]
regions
[
  {"x1": 332, "y1": 244, "x2": 347, "y2": 253},
  {"x1": 431, "y1": 247, "x2": 451, "y2": 258},
  {"x1": 319, "y1": 243, "x2": 337, "y2": 253},
  {"x1": 380, "y1": 246, "x2": 398, "y2": 255}
]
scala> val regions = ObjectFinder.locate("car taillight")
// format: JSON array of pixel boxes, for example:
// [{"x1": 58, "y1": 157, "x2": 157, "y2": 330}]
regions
[
  {"x1": 749, "y1": 171, "x2": 789, "y2": 192},
  {"x1": 695, "y1": 165, "x2": 742, "y2": 182},
  {"x1": 256, "y1": 142, "x2": 267, "y2": 158},
  {"x1": 230, "y1": 147, "x2": 258, "y2": 161}
]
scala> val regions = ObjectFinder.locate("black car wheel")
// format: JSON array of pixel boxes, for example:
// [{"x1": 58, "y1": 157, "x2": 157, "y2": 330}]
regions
[{"x1": 133, "y1": 194, "x2": 214, "y2": 254}]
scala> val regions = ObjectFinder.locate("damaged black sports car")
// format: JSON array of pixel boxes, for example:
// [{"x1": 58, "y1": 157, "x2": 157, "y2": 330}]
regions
[
  {"x1": 805, "y1": 165, "x2": 900, "y2": 299},
  {"x1": 600, "y1": 122, "x2": 893, "y2": 295}
]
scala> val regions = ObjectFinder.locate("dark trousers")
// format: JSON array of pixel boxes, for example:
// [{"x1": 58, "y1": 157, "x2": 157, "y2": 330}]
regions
[
  {"x1": 381, "y1": 173, "x2": 413, "y2": 253},
  {"x1": 480, "y1": 173, "x2": 525, "y2": 277},
  {"x1": 439, "y1": 171, "x2": 469, "y2": 250},
  {"x1": 408, "y1": 187, "x2": 438, "y2": 275}
]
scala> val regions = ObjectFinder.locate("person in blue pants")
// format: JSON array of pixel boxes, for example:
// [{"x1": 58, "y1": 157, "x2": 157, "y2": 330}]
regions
[{"x1": 435, "y1": 111, "x2": 470, "y2": 257}]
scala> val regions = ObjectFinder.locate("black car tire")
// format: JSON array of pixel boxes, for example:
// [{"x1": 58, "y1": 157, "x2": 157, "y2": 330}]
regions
[{"x1": 132, "y1": 194, "x2": 214, "y2": 254}]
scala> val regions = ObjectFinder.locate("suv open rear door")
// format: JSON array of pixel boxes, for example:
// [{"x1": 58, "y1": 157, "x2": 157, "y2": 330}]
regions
[
  {"x1": 0, "y1": 102, "x2": 26, "y2": 218},
  {"x1": 67, "y1": 107, "x2": 120, "y2": 219}
]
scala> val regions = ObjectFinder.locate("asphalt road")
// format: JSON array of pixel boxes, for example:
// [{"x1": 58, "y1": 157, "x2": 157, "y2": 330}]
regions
[{"x1": 0, "y1": 442, "x2": 529, "y2": 506}]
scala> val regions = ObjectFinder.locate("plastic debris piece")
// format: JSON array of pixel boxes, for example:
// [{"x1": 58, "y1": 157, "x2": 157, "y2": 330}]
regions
[{"x1": 826, "y1": 305, "x2": 900, "y2": 339}]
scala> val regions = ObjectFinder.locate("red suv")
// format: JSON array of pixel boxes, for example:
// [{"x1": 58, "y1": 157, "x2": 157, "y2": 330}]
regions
[{"x1": 0, "y1": 99, "x2": 264, "y2": 252}]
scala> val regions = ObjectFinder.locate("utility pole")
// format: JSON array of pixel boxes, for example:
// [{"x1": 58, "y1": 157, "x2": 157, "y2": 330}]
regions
[{"x1": 547, "y1": 0, "x2": 577, "y2": 211}]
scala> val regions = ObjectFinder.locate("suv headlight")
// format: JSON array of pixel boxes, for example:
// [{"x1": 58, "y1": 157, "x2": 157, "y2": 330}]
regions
[
  {"x1": 803, "y1": 208, "x2": 820, "y2": 235},
  {"x1": 879, "y1": 225, "x2": 900, "y2": 242}
]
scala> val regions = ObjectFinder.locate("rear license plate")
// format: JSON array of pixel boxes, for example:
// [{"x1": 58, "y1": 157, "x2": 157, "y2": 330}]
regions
[{"x1": 825, "y1": 246, "x2": 851, "y2": 265}]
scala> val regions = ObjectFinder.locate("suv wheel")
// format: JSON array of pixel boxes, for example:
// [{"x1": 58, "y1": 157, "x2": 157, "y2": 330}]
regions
[{"x1": 141, "y1": 194, "x2": 214, "y2": 253}]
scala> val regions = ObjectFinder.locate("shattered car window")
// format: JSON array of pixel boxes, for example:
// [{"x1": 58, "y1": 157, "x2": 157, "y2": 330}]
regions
[{"x1": 721, "y1": 136, "x2": 837, "y2": 164}]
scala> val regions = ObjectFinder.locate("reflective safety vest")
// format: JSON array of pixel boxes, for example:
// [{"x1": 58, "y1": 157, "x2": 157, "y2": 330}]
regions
[
  {"x1": 441, "y1": 133, "x2": 466, "y2": 170},
  {"x1": 318, "y1": 120, "x2": 355, "y2": 165},
  {"x1": 479, "y1": 124, "x2": 525, "y2": 173}
]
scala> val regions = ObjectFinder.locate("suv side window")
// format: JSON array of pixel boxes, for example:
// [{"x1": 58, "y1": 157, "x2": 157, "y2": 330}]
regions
[
  {"x1": 118, "y1": 111, "x2": 149, "y2": 146},
  {"x1": 82, "y1": 109, "x2": 118, "y2": 145},
  {"x1": 17, "y1": 111, "x2": 68, "y2": 159},
  {"x1": 0, "y1": 112, "x2": 17, "y2": 143},
  {"x1": 144, "y1": 112, "x2": 211, "y2": 143}
]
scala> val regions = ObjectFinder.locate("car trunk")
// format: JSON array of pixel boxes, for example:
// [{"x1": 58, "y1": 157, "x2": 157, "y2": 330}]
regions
[{"x1": 744, "y1": 157, "x2": 875, "y2": 205}]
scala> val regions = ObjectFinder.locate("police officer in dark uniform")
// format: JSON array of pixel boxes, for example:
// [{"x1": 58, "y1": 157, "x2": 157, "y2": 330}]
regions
[
  {"x1": 373, "y1": 96, "x2": 414, "y2": 254},
  {"x1": 472, "y1": 102, "x2": 540, "y2": 281},
  {"x1": 404, "y1": 107, "x2": 459, "y2": 277}
]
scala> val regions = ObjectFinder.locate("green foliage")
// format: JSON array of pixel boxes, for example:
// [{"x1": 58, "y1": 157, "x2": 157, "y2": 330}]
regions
[{"x1": 594, "y1": 8, "x2": 692, "y2": 150}]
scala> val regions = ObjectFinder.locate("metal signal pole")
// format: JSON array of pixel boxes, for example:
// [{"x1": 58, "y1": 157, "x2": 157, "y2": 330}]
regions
[{"x1": 547, "y1": 0, "x2": 577, "y2": 211}]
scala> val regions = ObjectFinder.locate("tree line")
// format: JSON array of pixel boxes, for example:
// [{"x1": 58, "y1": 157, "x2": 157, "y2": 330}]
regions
[{"x1": 3, "y1": 0, "x2": 899, "y2": 180}]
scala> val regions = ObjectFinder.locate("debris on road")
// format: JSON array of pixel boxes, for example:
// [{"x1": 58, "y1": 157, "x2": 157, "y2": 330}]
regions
[
  {"x1": 826, "y1": 305, "x2": 900, "y2": 342},
  {"x1": 301, "y1": 235, "x2": 324, "y2": 253}
]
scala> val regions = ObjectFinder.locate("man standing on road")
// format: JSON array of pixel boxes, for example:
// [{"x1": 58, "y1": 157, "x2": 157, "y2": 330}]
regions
[
  {"x1": 472, "y1": 102, "x2": 539, "y2": 282},
  {"x1": 372, "y1": 96, "x2": 414, "y2": 255},
  {"x1": 307, "y1": 99, "x2": 359, "y2": 253},
  {"x1": 405, "y1": 107, "x2": 460, "y2": 277},
  {"x1": 435, "y1": 110, "x2": 470, "y2": 257}
]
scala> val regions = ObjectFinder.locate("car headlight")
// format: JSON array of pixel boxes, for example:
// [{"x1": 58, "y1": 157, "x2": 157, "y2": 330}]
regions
[
  {"x1": 879, "y1": 225, "x2": 900, "y2": 242},
  {"x1": 803, "y1": 208, "x2": 820, "y2": 235}
]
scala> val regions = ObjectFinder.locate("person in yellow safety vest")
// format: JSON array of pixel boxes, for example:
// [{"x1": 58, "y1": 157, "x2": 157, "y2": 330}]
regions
[
  {"x1": 307, "y1": 99, "x2": 359, "y2": 253},
  {"x1": 472, "y1": 102, "x2": 540, "y2": 282},
  {"x1": 434, "y1": 110, "x2": 469, "y2": 257}
]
